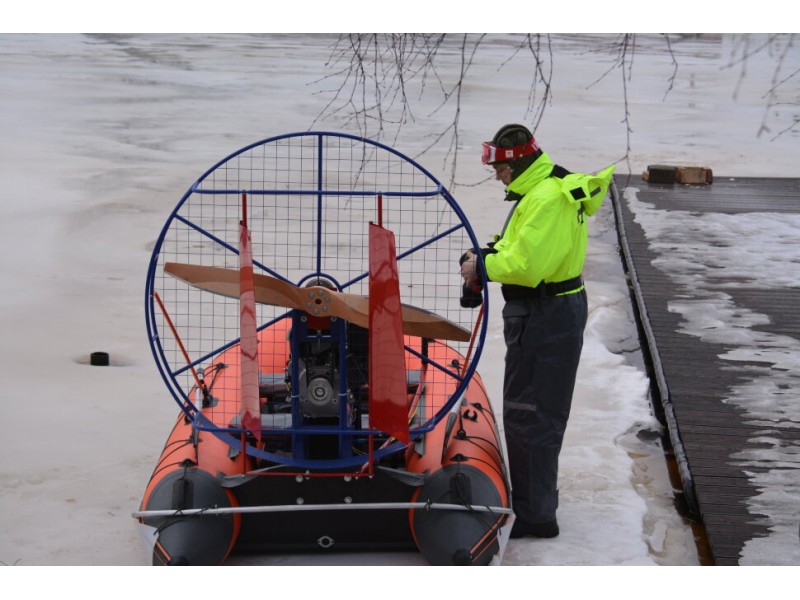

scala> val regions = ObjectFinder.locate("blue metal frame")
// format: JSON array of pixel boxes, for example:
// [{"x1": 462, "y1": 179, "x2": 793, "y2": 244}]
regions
[{"x1": 145, "y1": 131, "x2": 489, "y2": 469}]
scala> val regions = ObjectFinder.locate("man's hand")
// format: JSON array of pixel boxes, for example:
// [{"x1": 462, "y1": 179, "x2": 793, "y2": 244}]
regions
[{"x1": 459, "y1": 250, "x2": 478, "y2": 286}]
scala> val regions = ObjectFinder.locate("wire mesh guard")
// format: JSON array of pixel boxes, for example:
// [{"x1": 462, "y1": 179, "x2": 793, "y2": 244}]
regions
[{"x1": 146, "y1": 132, "x2": 487, "y2": 467}]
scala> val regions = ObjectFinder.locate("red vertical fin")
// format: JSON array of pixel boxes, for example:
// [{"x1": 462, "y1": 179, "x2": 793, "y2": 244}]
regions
[
  {"x1": 368, "y1": 222, "x2": 410, "y2": 444},
  {"x1": 239, "y1": 193, "x2": 261, "y2": 441}
]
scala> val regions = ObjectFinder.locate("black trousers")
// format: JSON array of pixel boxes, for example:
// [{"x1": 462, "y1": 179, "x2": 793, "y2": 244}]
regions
[{"x1": 501, "y1": 289, "x2": 587, "y2": 525}]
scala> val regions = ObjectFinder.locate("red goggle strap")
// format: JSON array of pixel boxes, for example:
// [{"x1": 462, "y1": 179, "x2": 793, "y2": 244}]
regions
[{"x1": 481, "y1": 137, "x2": 540, "y2": 164}]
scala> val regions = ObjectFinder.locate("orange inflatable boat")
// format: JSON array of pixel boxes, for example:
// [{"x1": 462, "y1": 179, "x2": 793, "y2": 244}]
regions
[{"x1": 134, "y1": 132, "x2": 512, "y2": 565}]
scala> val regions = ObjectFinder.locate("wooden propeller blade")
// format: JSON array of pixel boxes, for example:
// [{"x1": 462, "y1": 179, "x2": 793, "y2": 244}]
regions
[{"x1": 164, "y1": 263, "x2": 471, "y2": 342}]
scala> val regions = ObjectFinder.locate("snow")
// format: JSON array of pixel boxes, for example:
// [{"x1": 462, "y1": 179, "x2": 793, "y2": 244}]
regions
[{"x1": 1, "y1": 26, "x2": 798, "y2": 595}]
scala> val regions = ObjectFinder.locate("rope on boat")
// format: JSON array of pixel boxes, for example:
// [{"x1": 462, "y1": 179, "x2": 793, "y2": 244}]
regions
[{"x1": 132, "y1": 501, "x2": 513, "y2": 519}]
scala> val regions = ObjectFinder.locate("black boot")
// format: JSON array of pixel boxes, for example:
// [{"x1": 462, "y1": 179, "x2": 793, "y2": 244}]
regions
[{"x1": 510, "y1": 519, "x2": 559, "y2": 539}]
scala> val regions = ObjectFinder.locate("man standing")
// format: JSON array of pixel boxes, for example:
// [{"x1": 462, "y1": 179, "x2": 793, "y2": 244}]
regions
[{"x1": 461, "y1": 124, "x2": 614, "y2": 538}]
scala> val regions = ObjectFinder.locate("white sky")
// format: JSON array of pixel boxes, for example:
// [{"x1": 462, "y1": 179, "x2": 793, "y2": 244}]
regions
[{"x1": 1, "y1": 31, "x2": 797, "y2": 594}]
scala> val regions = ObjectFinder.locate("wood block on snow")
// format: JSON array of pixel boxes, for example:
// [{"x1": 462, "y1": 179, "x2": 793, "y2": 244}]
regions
[{"x1": 676, "y1": 166, "x2": 713, "y2": 184}]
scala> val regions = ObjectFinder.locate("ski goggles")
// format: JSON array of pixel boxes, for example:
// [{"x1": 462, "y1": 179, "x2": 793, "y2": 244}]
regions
[{"x1": 481, "y1": 137, "x2": 540, "y2": 165}]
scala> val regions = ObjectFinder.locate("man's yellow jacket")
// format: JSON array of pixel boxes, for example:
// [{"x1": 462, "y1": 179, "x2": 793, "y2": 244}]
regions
[{"x1": 484, "y1": 152, "x2": 615, "y2": 291}]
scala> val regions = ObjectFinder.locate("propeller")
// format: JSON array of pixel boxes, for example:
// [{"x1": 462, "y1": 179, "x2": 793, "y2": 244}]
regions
[{"x1": 164, "y1": 262, "x2": 471, "y2": 342}]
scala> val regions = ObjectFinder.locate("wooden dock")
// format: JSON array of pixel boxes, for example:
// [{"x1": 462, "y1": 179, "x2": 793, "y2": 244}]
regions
[{"x1": 611, "y1": 173, "x2": 800, "y2": 565}]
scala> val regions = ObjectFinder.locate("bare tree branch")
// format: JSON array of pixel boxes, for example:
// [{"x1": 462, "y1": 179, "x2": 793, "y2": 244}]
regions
[
  {"x1": 661, "y1": 33, "x2": 680, "y2": 100},
  {"x1": 585, "y1": 34, "x2": 636, "y2": 172},
  {"x1": 313, "y1": 34, "x2": 799, "y2": 184}
]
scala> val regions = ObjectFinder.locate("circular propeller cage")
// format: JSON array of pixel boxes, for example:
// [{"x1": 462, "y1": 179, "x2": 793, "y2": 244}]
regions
[{"x1": 145, "y1": 132, "x2": 488, "y2": 468}]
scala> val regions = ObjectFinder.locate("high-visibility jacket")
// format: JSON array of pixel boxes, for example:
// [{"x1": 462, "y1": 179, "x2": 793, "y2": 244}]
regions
[{"x1": 484, "y1": 152, "x2": 615, "y2": 291}]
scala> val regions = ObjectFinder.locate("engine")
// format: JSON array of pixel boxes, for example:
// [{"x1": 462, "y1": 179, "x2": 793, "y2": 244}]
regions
[{"x1": 296, "y1": 341, "x2": 340, "y2": 419}]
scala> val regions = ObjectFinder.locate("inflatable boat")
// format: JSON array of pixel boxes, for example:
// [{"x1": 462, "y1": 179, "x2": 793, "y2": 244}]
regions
[{"x1": 133, "y1": 132, "x2": 512, "y2": 565}]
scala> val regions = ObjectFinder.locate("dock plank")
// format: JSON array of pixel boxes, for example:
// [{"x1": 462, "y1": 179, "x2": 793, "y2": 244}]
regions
[{"x1": 611, "y1": 174, "x2": 800, "y2": 565}]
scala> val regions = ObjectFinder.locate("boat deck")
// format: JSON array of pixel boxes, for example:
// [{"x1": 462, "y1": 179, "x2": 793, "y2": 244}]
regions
[{"x1": 611, "y1": 173, "x2": 800, "y2": 565}]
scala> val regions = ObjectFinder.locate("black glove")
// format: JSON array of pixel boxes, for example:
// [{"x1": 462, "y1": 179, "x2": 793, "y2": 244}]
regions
[{"x1": 460, "y1": 281, "x2": 483, "y2": 308}]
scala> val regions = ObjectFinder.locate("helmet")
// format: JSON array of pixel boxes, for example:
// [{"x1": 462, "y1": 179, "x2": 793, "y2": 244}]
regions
[{"x1": 481, "y1": 124, "x2": 541, "y2": 165}]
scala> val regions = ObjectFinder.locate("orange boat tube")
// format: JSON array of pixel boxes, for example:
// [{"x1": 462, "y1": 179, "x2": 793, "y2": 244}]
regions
[
  {"x1": 138, "y1": 412, "x2": 245, "y2": 565},
  {"x1": 407, "y1": 373, "x2": 510, "y2": 565}
]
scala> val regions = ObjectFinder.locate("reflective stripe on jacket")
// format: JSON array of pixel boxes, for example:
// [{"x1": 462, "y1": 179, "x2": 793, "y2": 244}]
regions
[{"x1": 484, "y1": 152, "x2": 615, "y2": 288}]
